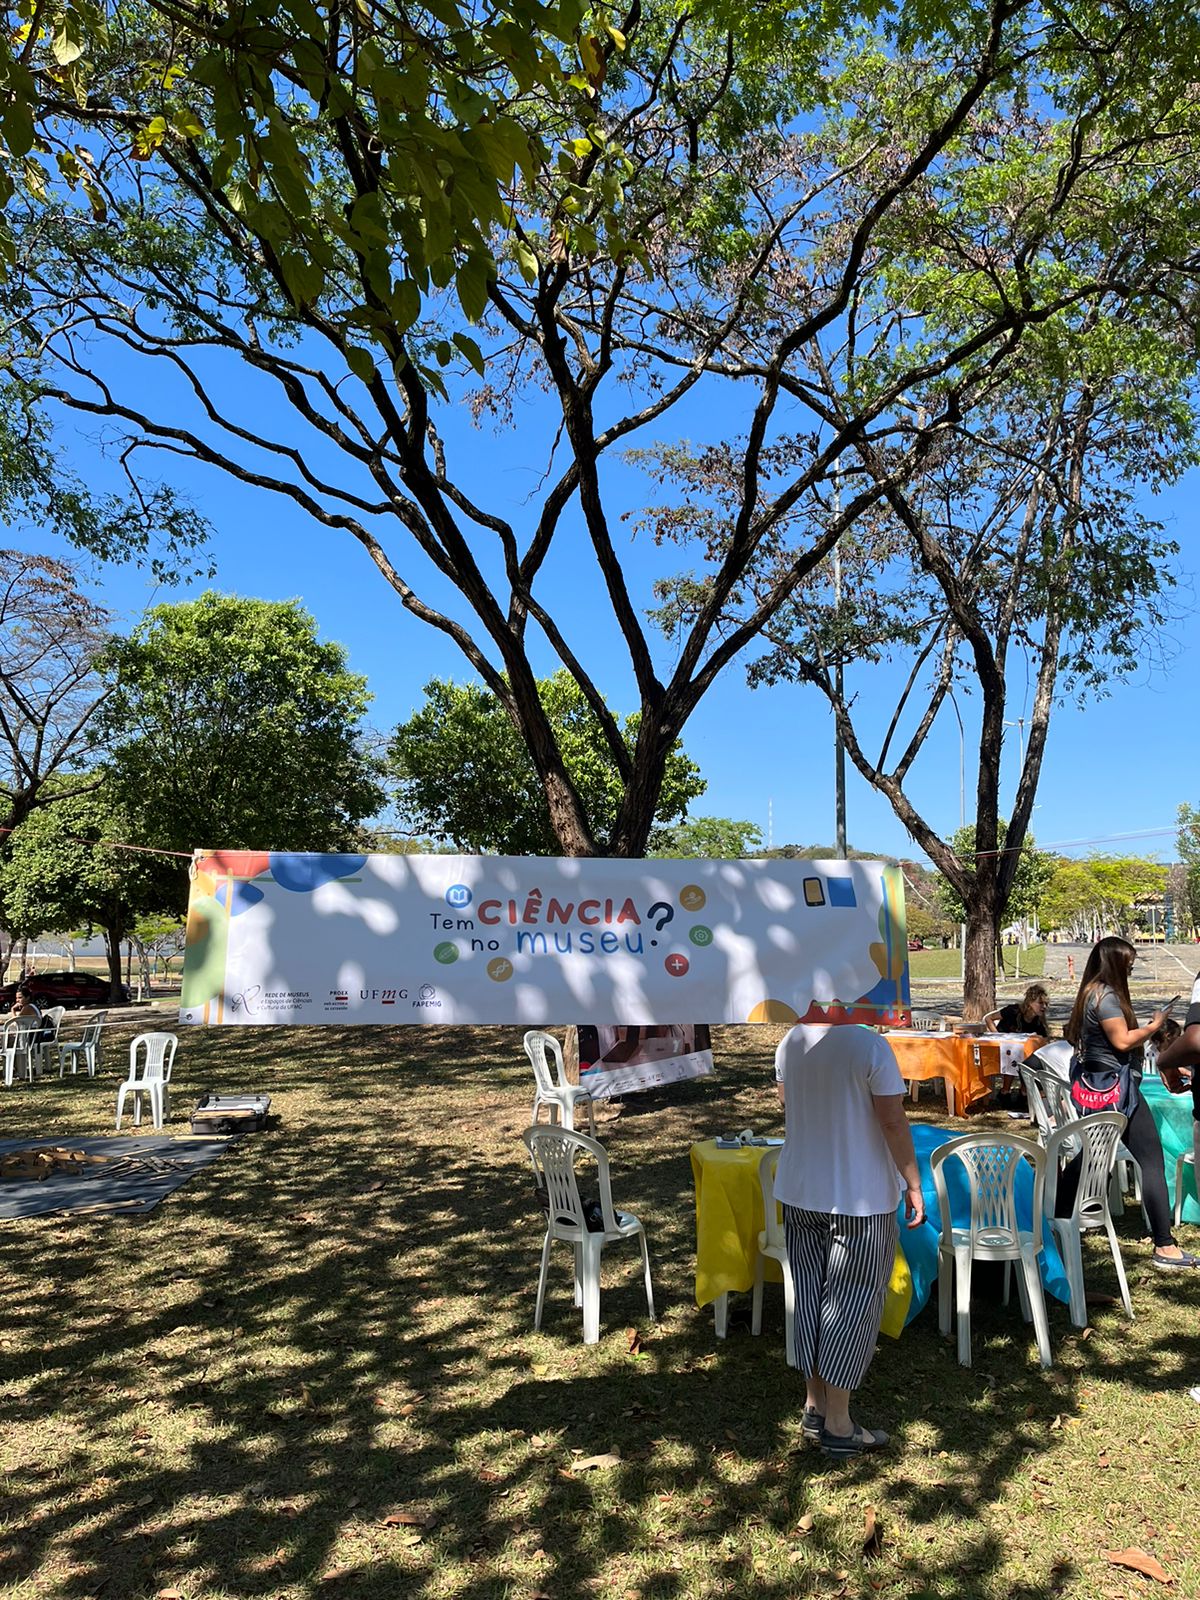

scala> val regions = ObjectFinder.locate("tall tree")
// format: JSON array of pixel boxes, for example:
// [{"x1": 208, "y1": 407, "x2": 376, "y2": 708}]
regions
[
  {"x1": 0, "y1": 782, "x2": 178, "y2": 999},
  {"x1": 5, "y1": 1, "x2": 1200, "y2": 862},
  {"x1": 97, "y1": 592, "x2": 384, "y2": 868},
  {"x1": 1175, "y1": 805, "x2": 1200, "y2": 940},
  {"x1": 0, "y1": 549, "x2": 112, "y2": 845},
  {"x1": 388, "y1": 670, "x2": 704, "y2": 853},
  {"x1": 1040, "y1": 855, "x2": 1168, "y2": 944},
  {"x1": 652, "y1": 292, "x2": 1196, "y2": 1011},
  {"x1": 650, "y1": 816, "x2": 762, "y2": 859}
]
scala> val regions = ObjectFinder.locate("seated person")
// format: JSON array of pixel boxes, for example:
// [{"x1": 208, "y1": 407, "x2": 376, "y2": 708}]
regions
[
  {"x1": 1157, "y1": 984, "x2": 1200, "y2": 1202},
  {"x1": 984, "y1": 983, "x2": 1049, "y2": 1106},
  {"x1": 2, "y1": 986, "x2": 43, "y2": 1078}
]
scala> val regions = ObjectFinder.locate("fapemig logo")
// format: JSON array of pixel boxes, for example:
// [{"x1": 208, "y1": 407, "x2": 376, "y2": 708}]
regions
[{"x1": 413, "y1": 982, "x2": 442, "y2": 1011}]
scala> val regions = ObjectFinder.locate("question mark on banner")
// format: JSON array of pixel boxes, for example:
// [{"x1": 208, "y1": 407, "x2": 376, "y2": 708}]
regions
[{"x1": 647, "y1": 900, "x2": 675, "y2": 946}]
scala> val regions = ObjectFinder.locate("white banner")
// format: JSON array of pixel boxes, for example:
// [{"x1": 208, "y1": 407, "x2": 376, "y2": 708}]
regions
[{"x1": 180, "y1": 851, "x2": 910, "y2": 1027}]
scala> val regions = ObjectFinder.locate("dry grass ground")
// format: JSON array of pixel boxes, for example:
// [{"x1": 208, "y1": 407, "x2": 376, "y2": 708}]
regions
[{"x1": 2, "y1": 1020, "x2": 1198, "y2": 1600}]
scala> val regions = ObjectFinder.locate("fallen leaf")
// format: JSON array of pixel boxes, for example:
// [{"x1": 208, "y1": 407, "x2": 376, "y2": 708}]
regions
[
  {"x1": 381, "y1": 1508, "x2": 437, "y2": 1529},
  {"x1": 1105, "y1": 1548, "x2": 1173, "y2": 1584},
  {"x1": 530, "y1": 1434, "x2": 548, "y2": 1448},
  {"x1": 863, "y1": 1504, "x2": 883, "y2": 1560},
  {"x1": 572, "y1": 1449, "x2": 622, "y2": 1472},
  {"x1": 320, "y1": 1569, "x2": 351, "y2": 1582},
  {"x1": 156, "y1": 1590, "x2": 184, "y2": 1599},
  {"x1": 1081, "y1": 1327, "x2": 1093, "y2": 1339},
  {"x1": 1098, "y1": 1453, "x2": 1111, "y2": 1469},
  {"x1": 1049, "y1": 1414, "x2": 1063, "y2": 1431},
  {"x1": 796, "y1": 1512, "x2": 815, "y2": 1536},
  {"x1": 627, "y1": 1327, "x2": 643, "y2": 1356}
]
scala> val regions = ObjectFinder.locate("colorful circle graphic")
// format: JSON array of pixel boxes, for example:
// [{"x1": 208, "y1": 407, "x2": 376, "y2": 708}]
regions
[
  {"x1": 445, "y1": 883, "x2": 473, "y2": 909},
  {"x1": 664, "y1": 953, "x2": 690, "y2": 978},
  {"x1": 433, "y1": 941, "x2": 459, "y2": 964},
  {"x1": 679, "y1": 884, "x2": 706, "y2": 912},
  {"x1": 689, "y1": 923, "x2": 714, "y2": 947},
  {"x1": 487, "y1": 957, "x2": 514, "y2": 982}
]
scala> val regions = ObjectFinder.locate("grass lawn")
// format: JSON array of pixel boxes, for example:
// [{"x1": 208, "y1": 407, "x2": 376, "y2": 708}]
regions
[
  {"x1": 2, "y1": 1020, "x2": 1198, "y2": 1600},
  {"x1": 911, "y1": 945, "x2": 1046, "y2": 983}
]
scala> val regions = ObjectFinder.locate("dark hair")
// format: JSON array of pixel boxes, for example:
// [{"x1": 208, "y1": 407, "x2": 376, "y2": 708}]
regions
[
  {"x1": 1065, "y1": 936, "x2": 1135, "y2": 1044},
  {"x1": 1151, "y1": 1017, "x2": 1181, "y2": 1048}
]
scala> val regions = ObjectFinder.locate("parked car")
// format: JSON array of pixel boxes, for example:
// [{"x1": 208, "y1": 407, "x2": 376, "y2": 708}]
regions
[
  {"x1": 0, "y1": 970, "x2": 131, "y2": 1010},
  {"x1": 907, "y1": 937, "x2": 925, "y2": 951}
]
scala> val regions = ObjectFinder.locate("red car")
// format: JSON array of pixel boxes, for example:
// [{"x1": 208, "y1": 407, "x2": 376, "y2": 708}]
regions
[
  {"x1": 907, "y1": 937, "x2": 925, "y2": 951},
  {"x1": 0, "y1": 970, "x2": 130, "y2": 1010}
]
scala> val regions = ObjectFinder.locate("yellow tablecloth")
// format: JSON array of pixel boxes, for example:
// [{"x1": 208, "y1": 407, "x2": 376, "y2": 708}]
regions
[{"x1": 689, "y1": 1140, "x2": 912, "y2": 1339}]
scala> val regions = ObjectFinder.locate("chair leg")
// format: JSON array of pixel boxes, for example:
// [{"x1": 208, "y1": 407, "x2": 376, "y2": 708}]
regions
[
  {"x1": 533, "y1": 1232, "x2": 552, "y2": 1331},
  {"x1": 937, "y1": 1249, "x2": 953, "y2": 1338},
  {"x1": 781, "y1": 1260, "x2": 796, "y2": 1368},
  {"x1": 1052, "y1": 1219, "x2": 1086, "y2": 1329},
  {"x1": 1104, "y1": 1219, "x2": 1134, "y2": 1320},
  {"x1": 953, "y1": 1246, "x2": 973, "y2": 1367},
  {"x1": 639, "y1": 1229, "x2": 655, "y2": 1321},
  {"x1": 115, "y1": 1085, "x2": 127, "y2": 1130},
  {"x1": 1020, "y1": 1245, "x2": 1053, "y2": 1367},
  {"x1": 751, "y1": 1250, "x2": 765, "y2": 1335},
  {"x1": 573, "y1": 1242, "x2": 583, "y2": 1307},
  {"x1": 580, "y1": 1236, "x2": 602, "y2": 1345}
]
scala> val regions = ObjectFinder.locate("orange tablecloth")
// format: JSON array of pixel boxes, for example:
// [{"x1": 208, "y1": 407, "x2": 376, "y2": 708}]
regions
[{"x1": 880, "y1": 1033, "x2": 1042, "y2": 1114}]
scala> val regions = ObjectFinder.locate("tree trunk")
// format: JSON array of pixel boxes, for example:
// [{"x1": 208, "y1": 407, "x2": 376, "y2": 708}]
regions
[
  {"x1": 131, "y1": 938, "x2": 151, "y2": 1002},
  {"x1": 104, "y1": 925, "x2": 125, "y2": 1003},
  {"x1": 963, "y1": 895, "x2": 999, "y2": 1019}
]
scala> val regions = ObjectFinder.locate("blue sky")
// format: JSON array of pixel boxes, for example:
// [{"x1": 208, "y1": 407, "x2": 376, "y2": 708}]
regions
[{"x1": 22, "y1": 351, "x2": 1200, "y2": 868}]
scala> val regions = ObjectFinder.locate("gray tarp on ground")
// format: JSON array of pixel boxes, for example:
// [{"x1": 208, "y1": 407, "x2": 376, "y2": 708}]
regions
[{"x1": 0, "y1": 1135, "x2": 229, "y2": 1218}]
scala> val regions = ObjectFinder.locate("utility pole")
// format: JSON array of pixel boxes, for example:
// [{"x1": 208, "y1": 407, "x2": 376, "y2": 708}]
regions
[{"x1": 833, "y1": 464, "x2": 847, "y2": 860}]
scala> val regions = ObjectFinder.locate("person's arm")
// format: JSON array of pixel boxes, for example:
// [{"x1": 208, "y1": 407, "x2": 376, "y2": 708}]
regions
[
  {"x1": 872, "y1": 1093, "x2": 926, "y2": 1227},
  {"x1": 983, "y1": 1008, "x2": 1002, "y2": 1030},
  {"x1": 1158, "y1": 1017, "x2": 1200, "y2": 1081},
  {"x1": 1099, "y1": 1010, "x2": 1167, "y2": 1052},
  {"x1": 776, "y1": 1080, "x2": 785, "y2": 1107}
]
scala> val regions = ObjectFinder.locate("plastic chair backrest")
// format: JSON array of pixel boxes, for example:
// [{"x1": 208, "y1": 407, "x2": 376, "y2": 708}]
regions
[
  {"x1": 42, "y1": 1006, "x2": 66, "y2": 1040},
  {"x1": 523, "y1": 1125, "x2": 618, "y2": 1234},
  {"x1": 910, "y1": 1017, "x2": 943, "y2": 1032},
  {"x1": 2, "y1": 1020, "x2": 19, "y2": 1051},
  {"x1": 129, "y1": 1032, "x2": 178, "y2": 1083},
  {"x1": 1044, "y1": 1112, "x2": 1125, "y2": 1223},
  {"x1": 1037, "y1": 1070, "x2": 1079, "y2": 1132},
  {"x1": 524, "y1": 1030, "x2": 566, "y2": 1097},
  {"x1": 757, "y1": 1147, "x2": 784, "y2": 1250},
  {"x1": 1019, "y1": 1064, "x2": 1054, "y2": 1142},
  {"x1": 83, "y1": 1014, "x2": 107, "y2": 1048},
  {"x1": 931, "y1": 1133, "x2": 1045, "y2": 1253}
]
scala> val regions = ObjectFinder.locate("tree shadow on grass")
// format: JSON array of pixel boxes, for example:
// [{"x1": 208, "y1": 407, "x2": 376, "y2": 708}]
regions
[{"x1": 0, "y1": 1023, "x2": 1196, "y2": 1598}]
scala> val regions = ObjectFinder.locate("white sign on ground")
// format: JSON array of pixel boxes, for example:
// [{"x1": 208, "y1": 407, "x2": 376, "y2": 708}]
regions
[{"x1": 179, "y1": 850, "x2": 910, "y2": 1027}]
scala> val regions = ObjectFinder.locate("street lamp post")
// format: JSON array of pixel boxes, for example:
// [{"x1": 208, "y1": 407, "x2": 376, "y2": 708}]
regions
[{"x1": 833, "y1": 465, "x2": 847, "y2": 861}]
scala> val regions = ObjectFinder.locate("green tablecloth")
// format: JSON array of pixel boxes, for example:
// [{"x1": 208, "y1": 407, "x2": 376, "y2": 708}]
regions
[{"x1": 1142, "y1": 1077, "x2": 1199, "y2": 1225}]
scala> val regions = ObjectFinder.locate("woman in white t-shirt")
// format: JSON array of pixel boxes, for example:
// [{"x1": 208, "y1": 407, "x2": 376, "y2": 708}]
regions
[{"x1": 774, "y1": 1023, "x2": 925, "y2": 1458}]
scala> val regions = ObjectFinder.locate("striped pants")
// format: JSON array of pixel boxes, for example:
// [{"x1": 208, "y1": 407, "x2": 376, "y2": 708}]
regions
[{"x1": 783, "y1": 1206, "x2": 897, "y2": 1391}]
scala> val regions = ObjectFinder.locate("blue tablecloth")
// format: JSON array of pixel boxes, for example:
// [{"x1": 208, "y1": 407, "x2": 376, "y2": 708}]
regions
[
  {"x1": 1142, "y1": 1077, "x2": 1199, "y2": 1224},
  {"x1": 896, "y1": 1124, "x2": 1070, "y2": 1325}
]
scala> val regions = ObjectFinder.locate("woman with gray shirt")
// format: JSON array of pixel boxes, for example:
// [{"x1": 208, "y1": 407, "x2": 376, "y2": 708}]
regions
[{"x1": 1064, "y1": 936, "x2": 1195, "y2": 1269}]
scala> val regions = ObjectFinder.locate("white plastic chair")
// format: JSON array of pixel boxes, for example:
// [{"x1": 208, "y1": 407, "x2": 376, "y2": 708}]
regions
[
  {"x1": 523, "y1": 1030, "x2": 596, "y2": 1135},
  {"x1": 1174, "y1": 1151, "x2": 1196, "y2": 1227},
  {"x1": 30, "y1": 1005, "x2": 66, "y2": 1075},
  {"x1": 931, "y1": 1133, "x2": 1052, "y2": 1369},
  {"x1": 910, "y1": 1016, "x2": 945, "y2": 1033},
  {"x1": 3, "y1": 1019, "x2": 40, "y2": 1087},
  {"x1": 1028, "y1": 1040, "x2": 1074, "y2": 1081},
  {"x1": 115, "y1": 1033, "x2": 178, "y2": 1130},
  {"x1": 1019, "y1": 1063, "x2": 1055, "y2": 1143},
  {"x1": 57, "y1": 1012, "x2": 107, "y2": 1078},
  {"x1": 750, "y1": 1147, "x2": 796, "y2": 1366},
  {"x1": 522, "y1": 1125, "x2": 654, "y2": 1345},
  {"x1": 1043, "y1": 1113, "x2": 1132, "y2": 1327}
]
